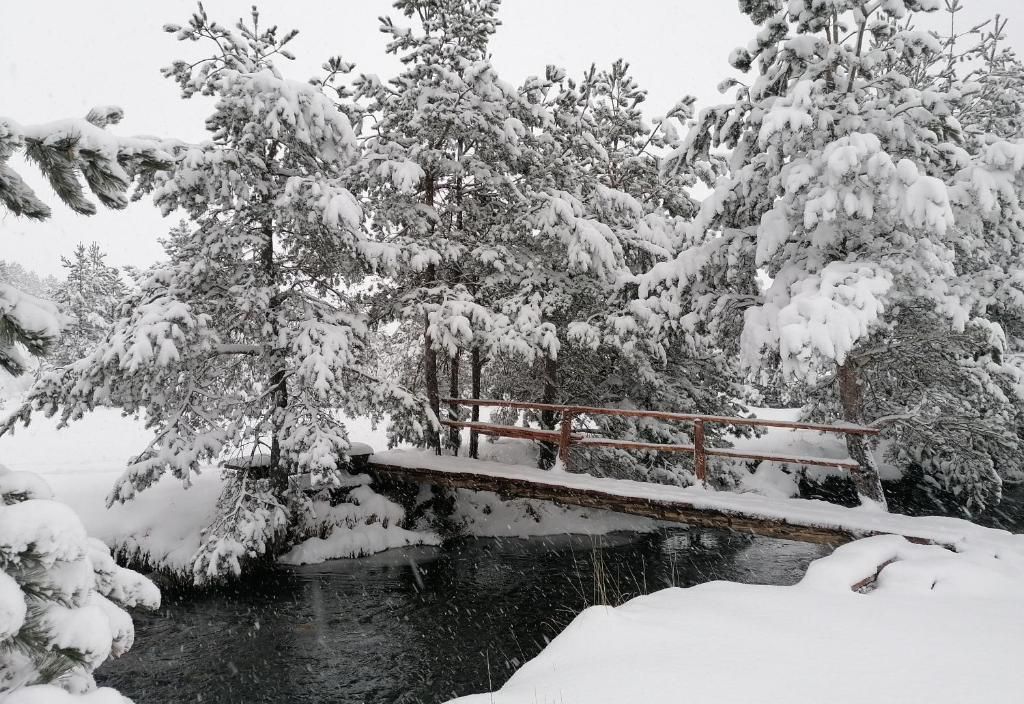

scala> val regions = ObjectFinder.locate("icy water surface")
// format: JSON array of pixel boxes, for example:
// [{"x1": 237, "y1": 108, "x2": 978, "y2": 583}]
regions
[{"x1": 97, "y1": 528, "x2": 828, "y2": 703}]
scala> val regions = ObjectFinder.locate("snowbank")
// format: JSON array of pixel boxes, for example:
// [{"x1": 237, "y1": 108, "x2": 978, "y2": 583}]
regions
[
  {"x1": 280, "y1": 524, "x2": 440, "y2": 565},
  {"x1": 0, "y1": 409, "x2": 436, "y2": 576},
  {"x1": 0, "y1": 408, "x2": 218, "y2": 574},
  {"x1": 449, "y1": 535, "x2": 1024, "y2": 704}
]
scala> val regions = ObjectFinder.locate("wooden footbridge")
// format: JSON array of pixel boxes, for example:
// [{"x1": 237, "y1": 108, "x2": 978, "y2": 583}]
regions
[{"x1": 365, "y1": 398, "x2": 999, "y2": 549}]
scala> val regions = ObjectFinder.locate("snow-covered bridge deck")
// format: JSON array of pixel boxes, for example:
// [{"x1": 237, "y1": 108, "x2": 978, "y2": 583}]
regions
[{"x1": 369, "y1": 450, "x2": 1022, "y2": 551}]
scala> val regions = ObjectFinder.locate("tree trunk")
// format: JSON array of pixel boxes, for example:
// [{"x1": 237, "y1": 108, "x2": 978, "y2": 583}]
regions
[
  {"x1": 447, "y1": 348, "x2": 462, "y2": 454},
  {"x1": 470, "y1": 346, "x2": 483, "y2": 459},
  {"x1": 421, "y1": 172, "x2": 442, "y2": 455},
  {"x1": 837, "y1": 359, "x2": 887, "y2": 509},
  {"x1": 538, "y1": 352, "x2": 559, "y2": 469},
  {"x1": 423, "y1": 306, "x2": 441, "y2": 456},
  {"x1": 261, "y1": 219, "x2": 289, "y2": 492}
]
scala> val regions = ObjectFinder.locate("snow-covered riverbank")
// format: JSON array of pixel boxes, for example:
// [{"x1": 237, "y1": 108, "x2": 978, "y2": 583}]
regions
[
  {"x1": 449, "y1": 534, "x2": 1024, "y2": 704},
  {"x1": 0, "y1": 405, "x2": 651, "y2": 576}
]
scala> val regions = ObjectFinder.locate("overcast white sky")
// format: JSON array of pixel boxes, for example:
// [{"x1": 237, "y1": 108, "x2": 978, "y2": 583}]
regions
[{"x1": 1, "y1": 0, "x2": 1020, "y2": 276}]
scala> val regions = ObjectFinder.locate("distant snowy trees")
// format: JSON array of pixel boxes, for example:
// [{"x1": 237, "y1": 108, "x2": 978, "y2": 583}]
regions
[
  {"x1": 0, "y1": 262, "x2": 58, "y2": 301},
  {"x1": 49, "y1": 244, "x2": 128, "y2": 367}
]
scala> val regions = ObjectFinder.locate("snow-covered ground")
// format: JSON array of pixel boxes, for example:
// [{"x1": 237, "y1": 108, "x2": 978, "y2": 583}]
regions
[{"x1": 448, "y1": 534, "x2": 1024, "y2": 704}]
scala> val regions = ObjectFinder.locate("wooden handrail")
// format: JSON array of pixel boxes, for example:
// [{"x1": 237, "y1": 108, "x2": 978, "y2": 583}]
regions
[
  {"x1": 440, "y1": 397, "x2": 879, "y2": 435},
  {"x1": 442, "y1": 420, "x2": 566, "y2": 443},
  {"x1": 441, "y1": 397, "x2": 876, "y2": 484}
]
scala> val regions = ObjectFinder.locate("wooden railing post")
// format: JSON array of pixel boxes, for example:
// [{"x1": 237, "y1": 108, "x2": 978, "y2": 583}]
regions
[
  {"x1": 447, "y1": 394, "x2": 461, "y2": 454},
  {"x1": 558, "y1": 409, "x2": 575, "y2": 470},
  {"x1": 693, "y1": 419, "x2": 707, "y2": 485}
]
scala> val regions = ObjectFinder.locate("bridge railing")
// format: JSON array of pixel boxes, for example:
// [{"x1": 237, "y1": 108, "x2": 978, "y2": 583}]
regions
[{"x1": 439, "y1": 397, "x2": 879, "y2": 483}]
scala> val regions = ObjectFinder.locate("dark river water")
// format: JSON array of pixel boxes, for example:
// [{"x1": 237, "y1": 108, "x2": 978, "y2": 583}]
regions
[
  {"x1": 96, "y1": 528, "x2": 828, "y2": 704},
  {"x1": 96, "y1": 485, "x2": 1023, "y2": 704}
]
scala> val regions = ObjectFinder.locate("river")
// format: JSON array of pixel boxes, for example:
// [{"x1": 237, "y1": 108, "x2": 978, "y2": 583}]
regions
[
  {"x1": 96, "y1": 484, "x2": 1023, "y2": 703},
  {"x1": 96, "y1": 528, "x2": 828, "y2": 703}
]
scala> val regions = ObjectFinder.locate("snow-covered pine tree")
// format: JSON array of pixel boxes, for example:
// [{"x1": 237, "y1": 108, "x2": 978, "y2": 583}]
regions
[
  {"x1": 855, "y1": 6, "x2": 1024, "y2": 512},
  {"x1": 0, "y1": 107, "x2": 172, "y2": 221},
  {"x1": 637, "y1": 0, "x2": 1024, "y2": 512},
  {"x1": 473, "y1": 60, "x2": 748, "y2": 480},
  {"x1": 354, "y1": 0, "x2": 534, "y2": 453},
  {"x1": 796, "y1": 6, "x2": 1024, "y2": 513},
  {"x1": 4, "y1": 6, "x2": 426, "y2": 583},
  {"x1": 0, "y1": 111, "x2": 162, "y2": 704},
  {"x1": 49, "y1": 243, "x2": 128, "y2": 367},
  {"x1": 0, "y1": 110, "x2": 171, "y2": 383},
  {"x1": 352, "y1": 0, "x2": 524, "y2": 450},
  {"x1": 472, "y1": 64, "x2": 637, "y2": 468},
  {"x1": 0, "y1": 466, "x2": 159, "y2": 700}
]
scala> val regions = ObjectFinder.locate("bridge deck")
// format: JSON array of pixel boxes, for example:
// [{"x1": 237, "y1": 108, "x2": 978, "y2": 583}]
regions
[{"x1": 369, "y1": 450, "x2": 1022, "y2": 551}]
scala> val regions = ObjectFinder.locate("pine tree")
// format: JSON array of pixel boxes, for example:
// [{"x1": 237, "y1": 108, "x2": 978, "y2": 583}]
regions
[
  {"x1": 0, "y1": 97, "x2": 165, "y2": 704},
  {"x1": 0, "y1": 467, "x2": 159, "y2": 698},
  {"x1": 501, "y1": 61, "x2": 747, "y2": 479},
  {"x1": 4, "y1": 6, "x2": 427, "y2": 583},
  {"x1": 0, "y1": 110, "x2": 171, "y2": 382},
  {"x1": 637, "y1": 0, "x2": 1024, "y2": 512},
  {"x1": 49, "y1": 243, "x2": 128, "y2": 367},
  {"x1": 355, "y1": 0, "x2": 532, "y2": 453}
]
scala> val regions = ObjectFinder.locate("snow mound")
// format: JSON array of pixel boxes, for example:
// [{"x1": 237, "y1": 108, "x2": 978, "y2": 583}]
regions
[
  {"x1": 280, "y1": 524, "x2": 441, "y2": 565},
  {"x1": 450, "y1": 535, "x2": 1024, "y2": 704},
  {"x1": 4, "y1": 686, "x2": 134, "y2": 704}
]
